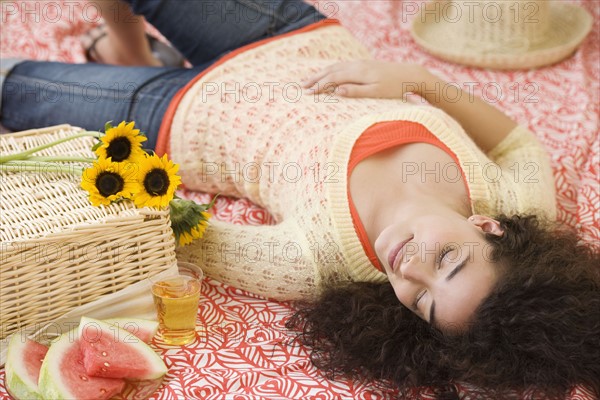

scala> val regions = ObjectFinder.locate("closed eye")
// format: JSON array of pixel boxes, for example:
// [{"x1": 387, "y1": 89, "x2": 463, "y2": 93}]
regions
[
  {"x1": 412, "y1": 289, "x2": 427, "y2": 312},
  {"x1": 429, "y1": 258, "x2": 469, "y2": 326},
  {"x1": 437, "y1": 244, "x2": 455, "y2": 269}
]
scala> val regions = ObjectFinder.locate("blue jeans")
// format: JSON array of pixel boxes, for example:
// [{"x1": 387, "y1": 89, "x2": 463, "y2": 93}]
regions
[{"x1": 1, "y1": 0, "x2": 325, "y2": 150}]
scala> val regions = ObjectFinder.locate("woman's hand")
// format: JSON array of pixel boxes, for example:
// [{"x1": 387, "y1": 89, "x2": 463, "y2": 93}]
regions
[
  {"x1": 301, "y1": 60, "x2": 427, "y2": 99},
  {"x1": 302, "y1": 59, "x2": 517, "y2": 152}
]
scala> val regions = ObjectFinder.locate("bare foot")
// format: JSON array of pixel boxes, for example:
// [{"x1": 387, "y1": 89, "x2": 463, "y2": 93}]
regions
[{"x1": 90, "y1": 31, "x2": 162, "y2": 67}]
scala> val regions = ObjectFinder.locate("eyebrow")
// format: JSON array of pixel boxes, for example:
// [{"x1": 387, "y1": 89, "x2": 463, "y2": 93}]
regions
[
  {"x1": 429, "y1": 258, "x2": 469, "y2": 326},
  {"x1": 429, "y1": 301, "x2": 436, "y2": 327}
]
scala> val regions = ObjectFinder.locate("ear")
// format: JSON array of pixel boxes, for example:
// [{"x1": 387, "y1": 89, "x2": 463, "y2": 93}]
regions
[{"x1": 468, "y1": 215, "x2": 504, "y2": 237}]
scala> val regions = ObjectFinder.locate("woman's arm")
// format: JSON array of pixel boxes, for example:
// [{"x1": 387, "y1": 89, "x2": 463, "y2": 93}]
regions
[
  {"x1": 302, "y1": 60, "x2": 517, "y2": 152},
  {"x1": 176, "y1": 218, "x2": 318, "y2": 301}
]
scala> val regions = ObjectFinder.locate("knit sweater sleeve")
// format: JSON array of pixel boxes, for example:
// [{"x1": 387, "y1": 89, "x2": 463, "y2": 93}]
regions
[
  {"x1": 175, "y1": 218, "x2": 318, "y2": 301},
  {"x1": 486, "y1": 125, "x2": 557, "y2": 220}
]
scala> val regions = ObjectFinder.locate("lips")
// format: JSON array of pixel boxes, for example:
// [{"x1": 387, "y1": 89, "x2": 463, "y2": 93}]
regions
[{"x1": 388, "y1": 236, "x2": 413, "y2": 272}]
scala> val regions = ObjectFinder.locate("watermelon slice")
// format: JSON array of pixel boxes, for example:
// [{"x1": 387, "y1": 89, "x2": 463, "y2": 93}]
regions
[
  {"x1": 38, "y1": 331, "x2": 125, "y2": 400},
  {"x1": 5, "y1": 335, "x2": 48, "y2": 400},
  {"x1": 79, "y1": 317, "x2": 168, "y2": 380},
  {"x1": 102, "y1": 318, "x2": 159, "y2": 344}
]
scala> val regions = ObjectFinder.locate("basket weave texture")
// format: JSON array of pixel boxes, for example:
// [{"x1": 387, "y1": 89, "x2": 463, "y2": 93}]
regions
[{"x1": 0, "y1": 125, "x2": 177, "y2": 340}]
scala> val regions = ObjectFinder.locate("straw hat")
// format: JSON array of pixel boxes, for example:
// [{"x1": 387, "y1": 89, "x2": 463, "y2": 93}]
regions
[{"x1": 410, "y1": 0, "x2": 593, "y2": 69}]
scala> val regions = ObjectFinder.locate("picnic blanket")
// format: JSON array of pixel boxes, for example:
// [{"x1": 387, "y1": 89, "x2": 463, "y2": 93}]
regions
[{"x1": 1, "y1": 0, "x2": 598, "y2": 398}]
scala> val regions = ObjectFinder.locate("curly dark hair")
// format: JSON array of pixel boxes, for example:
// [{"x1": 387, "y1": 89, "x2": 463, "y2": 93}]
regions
[{"x1": 286, "y1": 215, "x2": 600, "y2": 399}]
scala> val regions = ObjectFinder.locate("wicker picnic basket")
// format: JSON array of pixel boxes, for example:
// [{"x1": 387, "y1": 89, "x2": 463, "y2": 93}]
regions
[{"x1": 0, "y1": 125, "x2": 177, "y2": 340}]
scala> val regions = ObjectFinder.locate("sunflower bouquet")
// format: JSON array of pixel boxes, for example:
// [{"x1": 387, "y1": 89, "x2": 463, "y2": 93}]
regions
[{"x1": 0, "y1": 121, "x2": 213, "y2": 246}]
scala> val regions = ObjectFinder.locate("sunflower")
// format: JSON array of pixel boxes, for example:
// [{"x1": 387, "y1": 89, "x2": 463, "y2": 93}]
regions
[
  {"x1": 81, "y1": 157, "x2": 136, "y2": 206},
  {"x1": 95, "y1": 121, "x2": 147, "y2": 163},
  {"x1": 133, "y1": 154, "x2": 181, "y2": 208},
  {"x1": 177, "y1": 218, "x2": 210, "y2": 246},
  {"x1": 169, "y1": 197, "x2": 213, "y2": 246}
]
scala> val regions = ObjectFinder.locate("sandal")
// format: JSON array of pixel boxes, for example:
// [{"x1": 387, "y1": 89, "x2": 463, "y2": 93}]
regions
[{"x1": 82, "y1": 25, "x2": 185, "y2": 67}]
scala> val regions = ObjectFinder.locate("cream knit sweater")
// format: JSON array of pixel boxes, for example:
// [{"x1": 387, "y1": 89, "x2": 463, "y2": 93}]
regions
[{"x1": 171, "y1": 23, "x2": 556, "y2": 300}]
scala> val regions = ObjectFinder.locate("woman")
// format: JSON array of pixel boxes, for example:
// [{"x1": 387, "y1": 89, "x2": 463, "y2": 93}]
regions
[{"x1": 1, "y1": 0, "x2": 598, "y2": 398}]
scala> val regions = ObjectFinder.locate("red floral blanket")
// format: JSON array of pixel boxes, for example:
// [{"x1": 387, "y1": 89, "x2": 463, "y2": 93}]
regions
[{"x1": 1, "y1": 1, "x2": 598, "y2": 398}]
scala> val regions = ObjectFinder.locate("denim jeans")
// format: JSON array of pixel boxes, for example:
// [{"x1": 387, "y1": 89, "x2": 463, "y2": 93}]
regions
[{"x1": 1, "y1": 0, "x2": 326, "y2": 150}]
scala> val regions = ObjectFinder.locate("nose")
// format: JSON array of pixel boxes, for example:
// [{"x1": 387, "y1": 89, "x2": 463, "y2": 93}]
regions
[{"x1": 399, "y1": 255, "x2": 429, "y2": 283}]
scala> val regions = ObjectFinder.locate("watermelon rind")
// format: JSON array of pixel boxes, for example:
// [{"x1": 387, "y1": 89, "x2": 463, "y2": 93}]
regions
[
  {"x1": 38, "y1": 332, "x2": 74, "y2": 400},
  {"x1": 38, "y1": 330, "x2": 125, "y2": 400},
  {"x1": 5, "y1": 335, "x2": 45, "y2": 400},
  {"x1": 102, "y1": 318, "x2": 159, "y2": 344},
  {"x1": 79, "y1": 317, "x2": 168, "y2": 380}
]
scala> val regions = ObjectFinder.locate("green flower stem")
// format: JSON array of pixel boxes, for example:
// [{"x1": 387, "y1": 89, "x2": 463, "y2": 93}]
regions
[
  {"x1": 0, "y1": 161, "x2": 83, "y2": 176},
  {"x1": 0, "y1": 131, "x2": 101, "y2": 163},
  {"x1": 22, "y1": 156, "x2": 96, "y2": 163},
  {"x1": 169, "y1": 198, "x2": 185, "y2": 213}
]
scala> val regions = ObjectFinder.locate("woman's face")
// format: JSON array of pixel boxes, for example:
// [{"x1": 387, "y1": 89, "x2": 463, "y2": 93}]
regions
[{"x1": 374, "y1": 214, "x2": 504, "y2": 330}]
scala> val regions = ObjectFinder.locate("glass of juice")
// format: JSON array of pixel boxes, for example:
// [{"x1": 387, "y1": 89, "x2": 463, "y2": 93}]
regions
[{"x1": 151, "y1": 262, "x2": 203, "y2": 345}]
